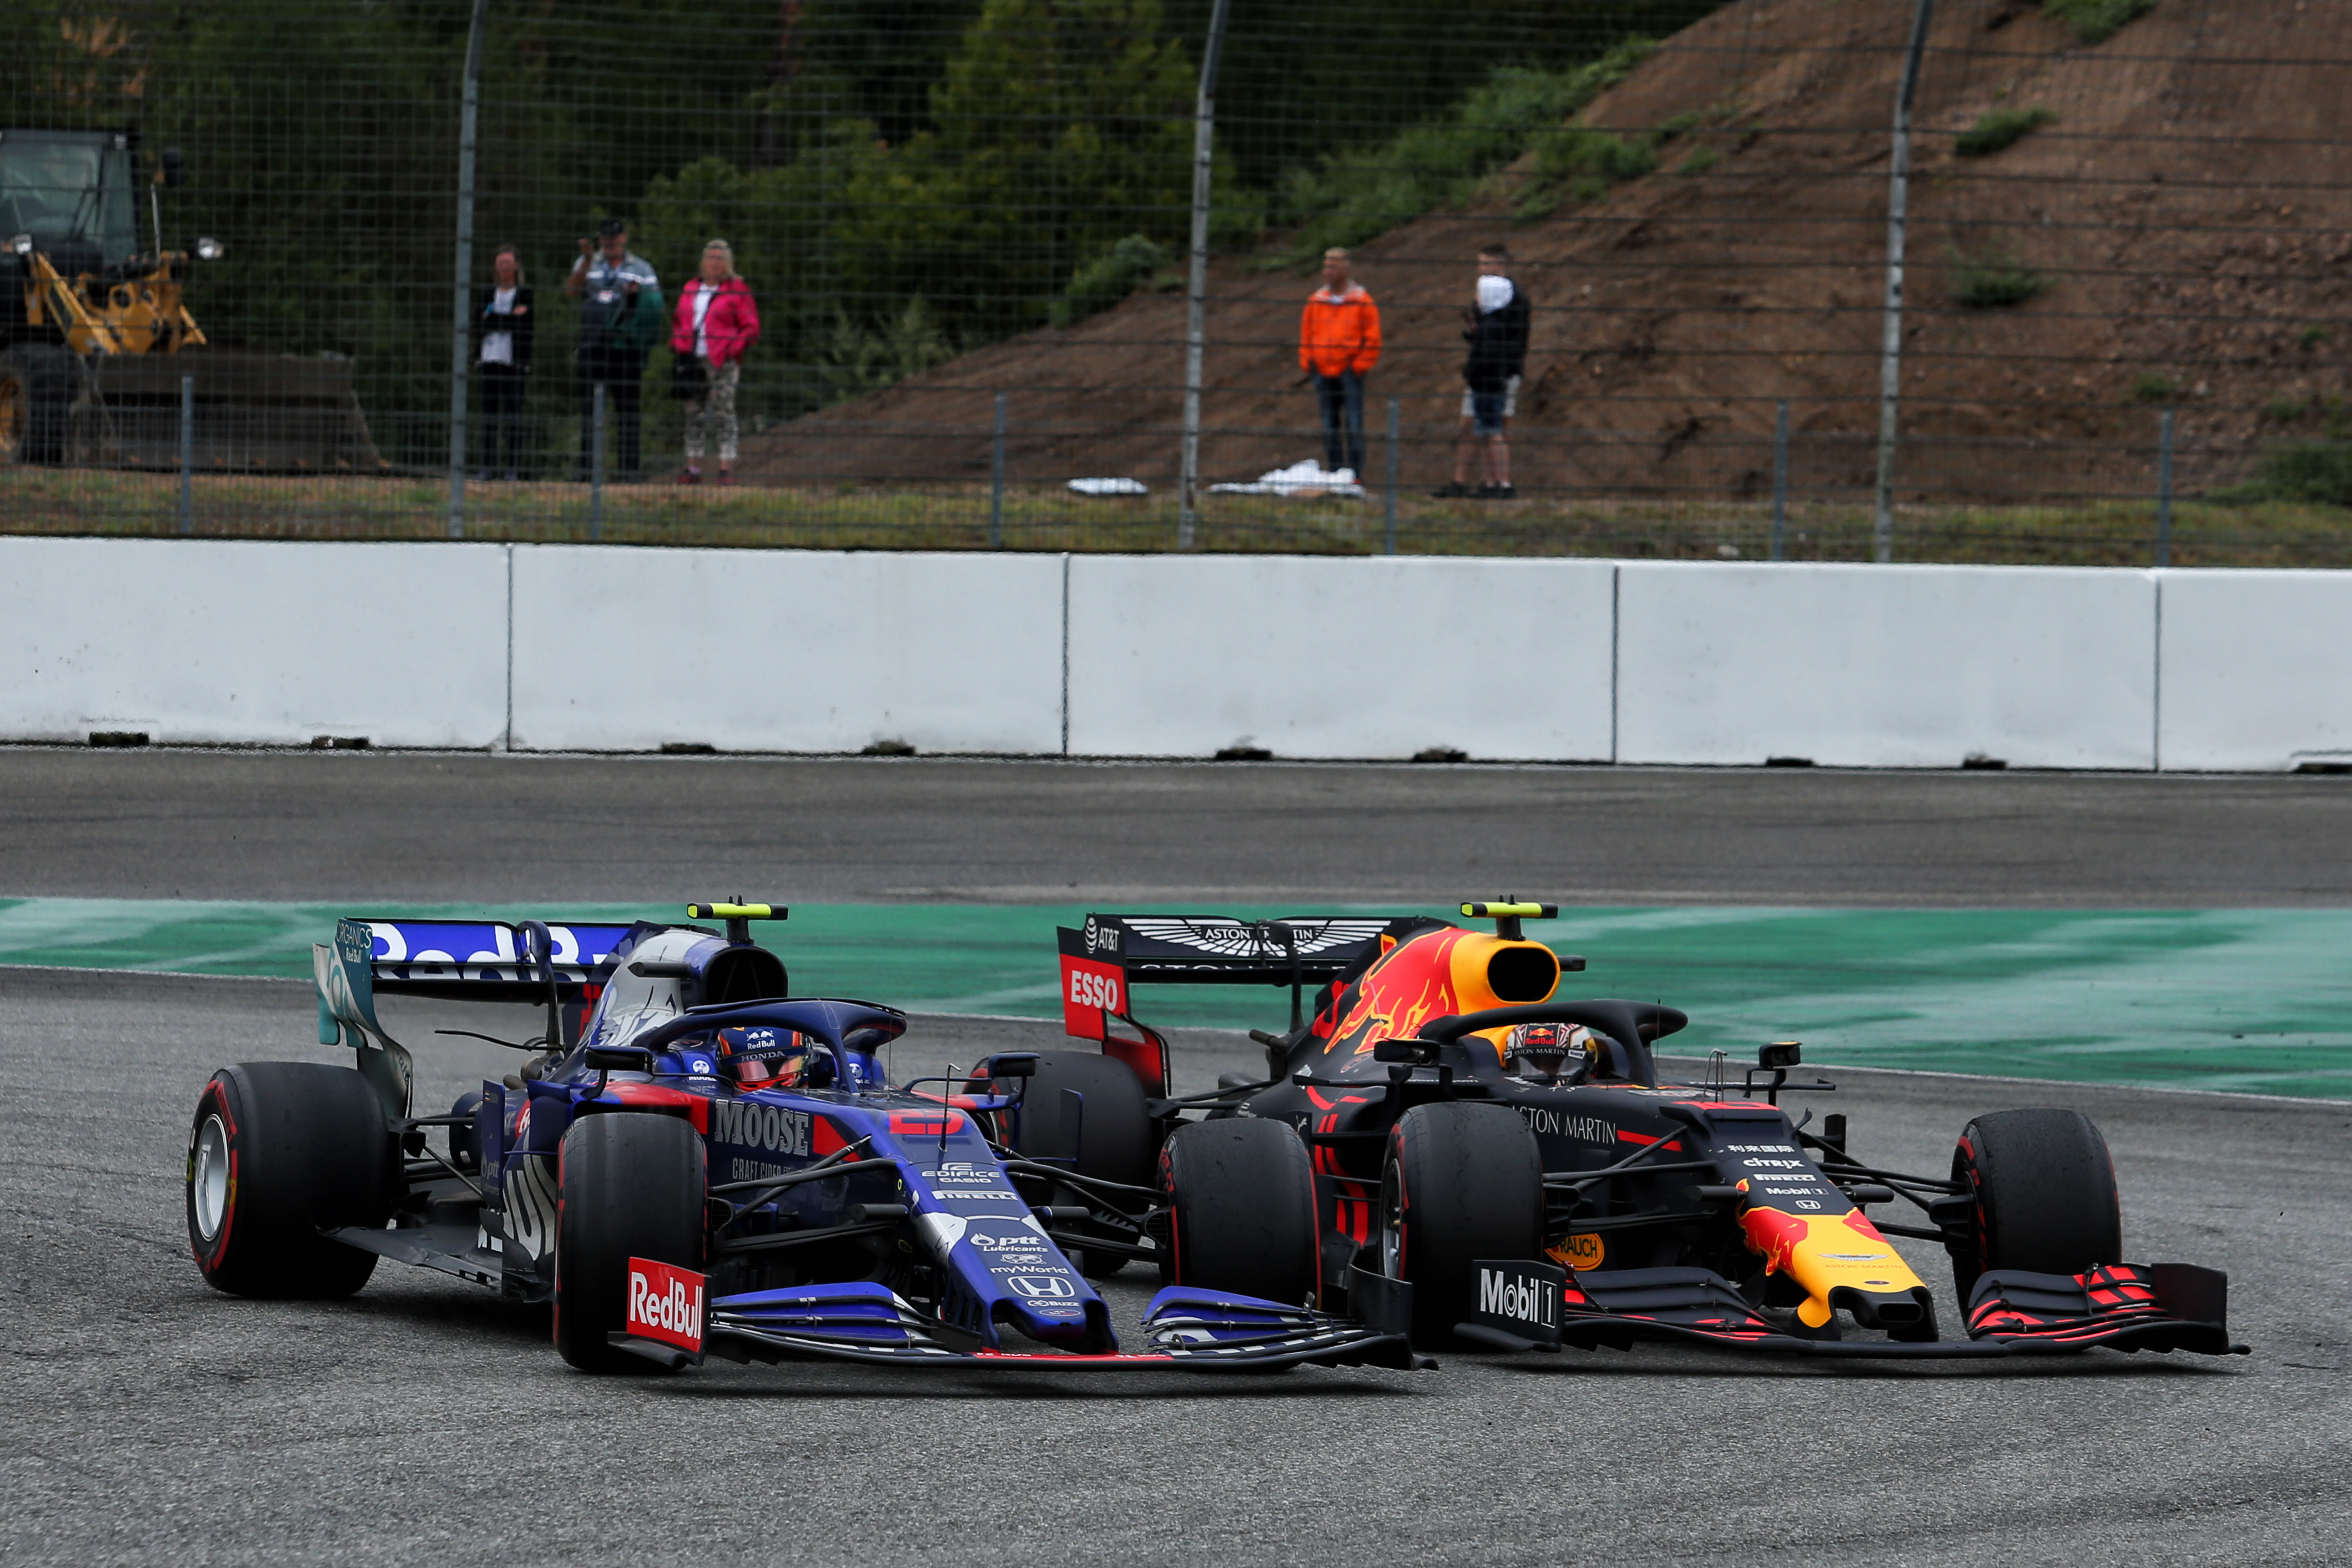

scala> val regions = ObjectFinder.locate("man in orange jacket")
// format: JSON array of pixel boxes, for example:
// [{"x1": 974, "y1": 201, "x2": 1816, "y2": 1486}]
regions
[{"x1": 1298, "y1": 247, "x2": 1382, "y2": 478}]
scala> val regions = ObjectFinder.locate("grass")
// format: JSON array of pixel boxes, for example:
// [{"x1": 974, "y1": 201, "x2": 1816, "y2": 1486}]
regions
[
  {"x1": 1955, "y1": 106, "x2": 2058, "y2": 157},
  {"x1": 1949, "y1": 242, "x2": 2048, "y2": 308},
  {"x1": 2042, "y1": 0, "x2": 2156, "y2": 45},
  {"x1": 2129, "y1": 374, "x2": 2179, "y2": 405},
  {"x1": 12, "y1": 467, "x2": 2352, "y2": 568},
  {"x1": 1272, "y1": 43, "x2": 1657, "y2": 265},
  {"x1": 2230, "y1": 444, "x2": 2352, "y2": 508}
]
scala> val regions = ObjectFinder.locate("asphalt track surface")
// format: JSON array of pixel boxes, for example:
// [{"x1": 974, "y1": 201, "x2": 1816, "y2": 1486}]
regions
[
  {"x1": 7, "y1": 746, "x2": 2352, "y2": 906},
  {"x1": 5, "y1": 968, "x2": 2347, "y2": 1567},
  {"x1": 6, "y1": 750, "x2": 2351, "y2": 1564}
]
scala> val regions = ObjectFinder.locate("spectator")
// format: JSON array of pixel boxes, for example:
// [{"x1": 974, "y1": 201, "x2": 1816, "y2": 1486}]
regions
[
  {"x1": 564, "y1": 217, "x2": 663, "y2": 481},
  {"x1": 670, "y1": 239, "x2": 761, "y2": 486},
  {"x1": 470, "y1": 244, "x2": 534, "y2": 482},
  {"x1": 1437, "y1": 245, "x2": 1530, "y2": 500},
  {"x1": 1298, "y1": 246, "x2": 1382, "y2": 478}
]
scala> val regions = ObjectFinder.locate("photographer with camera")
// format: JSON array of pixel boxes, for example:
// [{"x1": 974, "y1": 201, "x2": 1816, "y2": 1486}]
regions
[{"x1": 564, "y1": 218, "x2": 663, "y2": 482}]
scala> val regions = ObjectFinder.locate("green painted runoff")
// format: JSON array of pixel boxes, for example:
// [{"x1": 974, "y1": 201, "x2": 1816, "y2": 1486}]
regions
[{"x1": 1, "y1": 898, "x2": 2345, "y2": 1100}]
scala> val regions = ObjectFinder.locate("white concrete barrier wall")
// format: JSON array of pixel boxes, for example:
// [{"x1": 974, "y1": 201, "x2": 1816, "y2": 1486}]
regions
[
  {"x1": 2156, "y1": 569, "x2": 2352, "y2": 771},
  {"x1": 508, "y1": 546, "x2": 1065, "y2": 754},
  {"x1": 1065, "y1": 555, "x2": 1617, "y2": 760},
  {"x1": 6, "y1": 538, "x2": 2344, "y2": 769},
  {"x1": 0, "y1": 536, "x2": 510, "y2": 748},
  {"x1": 1616, "y1": 562, "x2": 2159, "y2": 769}
]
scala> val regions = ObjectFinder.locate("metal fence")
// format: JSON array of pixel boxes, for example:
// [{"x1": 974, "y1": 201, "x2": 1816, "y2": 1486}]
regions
[{"x1": 4, "y1": 0, "x2": 2350, "y2": 564}]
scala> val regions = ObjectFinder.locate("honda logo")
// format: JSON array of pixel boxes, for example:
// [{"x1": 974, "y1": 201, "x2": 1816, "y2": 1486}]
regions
[{"x1": 1008, "y1": 1274, "x2": 1077, "y2": 1299}]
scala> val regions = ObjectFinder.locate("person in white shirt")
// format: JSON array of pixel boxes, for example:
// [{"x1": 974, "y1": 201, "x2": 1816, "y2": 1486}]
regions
[{"x1": 470, "y1": 245, "x2": 534, "y2": 480}]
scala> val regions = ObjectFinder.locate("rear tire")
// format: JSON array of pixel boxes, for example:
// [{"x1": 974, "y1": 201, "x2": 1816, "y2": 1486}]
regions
[
  {"x1": 186, "y1": 1063, "x2": 399, "y2": 1299},
  {"x1": 0, "y1": 346, "x2": 77, "y2": 465},
  {"x1": 1157, "y1": 1118, "x2": 1321, "y2": 1308},
  {"x1": 1948, "y1": 1108, "x2": 2123, "y2": 1300},
  {"x1": 552, "y1": 1112, "x2": 706, "y2": 1373},
  {"x1": 1378, "y1": 1102, "x2": 1543, "y2": 1346},
  {"x1": 991, "y1": 1051, "x2": 1154, "y2": 1277}
]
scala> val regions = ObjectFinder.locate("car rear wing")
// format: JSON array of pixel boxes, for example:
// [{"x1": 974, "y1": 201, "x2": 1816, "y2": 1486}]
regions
[
  {"x1": 1057, "y1": 914, "x2": 1427, "y2": 1093},
  {"x1": 315, "y1": 916, "x2": 647, "y2": 1122}
]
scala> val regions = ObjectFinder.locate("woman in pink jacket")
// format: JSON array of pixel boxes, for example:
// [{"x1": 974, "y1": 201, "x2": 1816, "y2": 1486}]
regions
[{"x1": 670, "y1": 240, "x2": 761, "y2": 484}]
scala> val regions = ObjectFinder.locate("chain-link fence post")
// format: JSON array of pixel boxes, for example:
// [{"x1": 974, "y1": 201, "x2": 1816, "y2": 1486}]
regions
[
  {"x1": 990, "y1": 390, "x2": 1005, "y2": 549},
  {"x1": 589, "y1": 382, "x2": 606, "y2": 543},
  {"x1": 1384, "y1": 396, "x2": 1400, "y2": 555},
  {"x1": 1771, "y1": 398, "x2": 1788, "y2": 561},
  {"x1": 445, "y1": 0, "x2": 489, "y2": 542},
  {"x1": 178, "y1": 374, "x2": 194, "y2": 536},
  {"x1": 2155, "y1": 407, "x2": 2176, "y2": 569},
  {"x1": 1872, "y1": 0, "x2": 1935, "y2": 564}
]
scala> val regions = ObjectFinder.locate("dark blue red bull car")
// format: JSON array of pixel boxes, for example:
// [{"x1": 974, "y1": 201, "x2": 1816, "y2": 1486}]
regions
[
  {"x1": 1030, "y1": 902, "x2": 2250, "y2": 1362},
  {"x1": 182, "y1": 904, "x2": 1411, "y2": 1374}
]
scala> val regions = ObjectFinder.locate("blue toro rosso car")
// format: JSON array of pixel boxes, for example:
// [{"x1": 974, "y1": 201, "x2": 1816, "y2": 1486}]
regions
[{"x1": 183, "y1": 904, "x2": 1413, "y2": 1374}]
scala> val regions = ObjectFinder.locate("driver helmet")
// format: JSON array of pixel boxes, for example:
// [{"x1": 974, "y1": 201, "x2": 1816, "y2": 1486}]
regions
[
  {"x1": 715, "y1": 1025, "x2": 809, "y2": 1088},
  {"x1": 1508, "y1": 1021, "x2": 1599, "y2": 1080}
]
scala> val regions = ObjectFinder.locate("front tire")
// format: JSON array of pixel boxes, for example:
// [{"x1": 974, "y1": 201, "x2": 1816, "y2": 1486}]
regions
[
  {"x1": 991, "y1": 1051, "x2": 1155, "y2": 1277},
  {"x1": 1157, "y1": 1118, "x2": 1321, "y2": 1308},
  {"x1": 1378, "y1": 1102, "x2": 1544, "y2": 1346},
  {"x1": 1948, "y1": 1108, "x2": 2123, "y2": 1300},
  {"x1": 186, "y1": 1062, "x2": 399, "y2": 1298},
  {"x1": 552, "y1": 1112, "x2": 706, "y2": 1373}
]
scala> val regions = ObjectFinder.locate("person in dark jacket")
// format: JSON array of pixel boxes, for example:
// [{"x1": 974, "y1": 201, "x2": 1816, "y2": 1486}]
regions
[
  {"x1": 1436, "y1": 245, "x2": 1530, "y2": 499},
  {"x1": 470, "y1": 245, "x2": 534, "y2": 481},
  {"x1": 564, "y1": 218, "x2": 663, "y2": 481}
]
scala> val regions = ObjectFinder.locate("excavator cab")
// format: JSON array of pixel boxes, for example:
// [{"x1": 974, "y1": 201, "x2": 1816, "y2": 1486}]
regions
[{"x1": 0, "y1": 126, "x2": 382, "y2": 472}]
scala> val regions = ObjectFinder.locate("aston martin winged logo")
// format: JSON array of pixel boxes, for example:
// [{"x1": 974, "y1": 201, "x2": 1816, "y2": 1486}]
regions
[{"x1": 1119, "y1": 918, "x2": 1396, "y2": 959}]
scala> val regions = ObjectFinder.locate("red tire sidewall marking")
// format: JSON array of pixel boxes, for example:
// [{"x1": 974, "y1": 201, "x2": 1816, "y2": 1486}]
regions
[
  {"x1": 191, "y1": 1077, "x2": 240, "y2": 1270},
  {"x1": 1157, "y1": 1142, "x2": 1182, "y2": 1284}
]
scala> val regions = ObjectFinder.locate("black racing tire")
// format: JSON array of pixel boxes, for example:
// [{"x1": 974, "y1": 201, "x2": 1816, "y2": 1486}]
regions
[
  {"x1": 552, "y1": 1111, "x2": 707, "y2": 1373},
  {"x1": 1156, "y1": 1117, "x2": 1322, "y2": 1308},
  {"x1": 186, "y1": 1062, "x2": 400, "y2": 1299},
  {"x1": 1948, "y1": 1108, "x2": 2123, "y2": 1300},
  {"x1": 1378, "y1": 1102, "x2": 1544, "y2": 1347},
  {"x1": 0, "y1": 345, "x2": 77, "y2": 465},
  {"x1": 989, "y1": 1051, "x2": 1155, "y2": 1277}
]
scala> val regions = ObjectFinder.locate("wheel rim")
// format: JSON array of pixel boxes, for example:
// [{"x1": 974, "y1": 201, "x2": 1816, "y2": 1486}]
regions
[
  {"x1": 1379, "y1": 1156, "x2": 1405, "y2": 1279},
  {"x1": 192, "y1": 1114, "x2": 230, "y2": 1241}
]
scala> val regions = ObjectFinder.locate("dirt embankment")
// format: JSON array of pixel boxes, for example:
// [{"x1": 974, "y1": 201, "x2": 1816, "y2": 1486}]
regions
[{"x1": 740, "y1": 0, "x2": 2352, "y2": 502}]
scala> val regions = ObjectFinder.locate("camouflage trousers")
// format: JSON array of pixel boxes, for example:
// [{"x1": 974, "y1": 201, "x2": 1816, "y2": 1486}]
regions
[{"x1": 685, "y1": 358, "x2": 740, "y2": 463}]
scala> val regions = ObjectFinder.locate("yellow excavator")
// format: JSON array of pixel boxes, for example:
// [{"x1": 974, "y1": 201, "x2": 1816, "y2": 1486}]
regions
[{"x1": 0, "y1": 127, "x2": 383, "y2": 470}]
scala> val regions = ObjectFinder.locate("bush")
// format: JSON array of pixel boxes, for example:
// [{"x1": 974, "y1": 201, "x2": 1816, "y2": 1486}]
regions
[
  {"x1": 1955, "y1": 107, "x2": 2058, "y2": 157},
  {"x1": 2129, "y1": 373, "x2": 2178, "y2": 405},
  {"x1": 2042, "y1": 0, "x2": 2155, "y2": 45},
  {"x1": 1949, "y1": 242, "x2": 2047, "y2": 308},
  {"x1": 1675, "y1": 146, "x2": 1721, "y2": 176},
  {"x1": 1274, "y1": 42, "x2": 1657, "y2": 264},
  {"x1": 2246, "y1": 444, "x2": 2352, "y2": 506},
  {"x1": 1051, "y1": 234, "x2": 1174, "y2": 328},
  {"x1": 822, "y1": 297, "x2": 960, "y2": 395}
]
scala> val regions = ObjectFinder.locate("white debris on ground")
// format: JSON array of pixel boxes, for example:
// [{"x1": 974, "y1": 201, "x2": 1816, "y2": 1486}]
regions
[
  {"x1": 1207, "y1": 460, "x2": 1367, "y2": 498},
  {"x1": 1065, "y1": 477, "x2": 1150, "y2": 496}
]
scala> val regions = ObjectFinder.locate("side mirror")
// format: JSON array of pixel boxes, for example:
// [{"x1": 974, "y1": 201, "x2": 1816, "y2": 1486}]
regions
[
  {"x1": 1758, "y1": 1041, "x2": 1802, "y2": 1070},
  {"x1": 1372, "y1": 1038, "x2": 1437, "y2": 1066},
  {"x1": 162, "y1": 147, "x2": 186, "y2": 189},
  {"x1": 985, "y1": 1053, "x2": 1039, "y2": 1079},
  {"x1": 584, "y1": 1044, "x2": 655, "y2": 1073}
]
